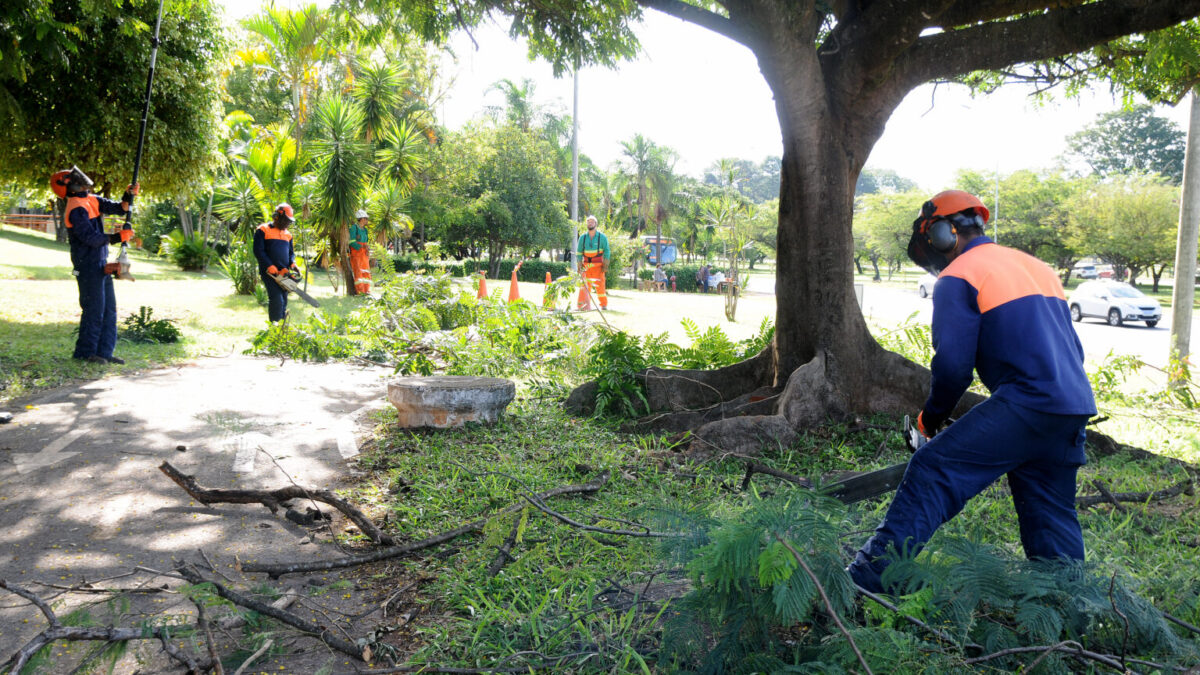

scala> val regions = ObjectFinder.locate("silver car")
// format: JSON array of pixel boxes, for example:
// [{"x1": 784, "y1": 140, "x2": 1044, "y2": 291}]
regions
[
  {"x1": 1068, "y1": 280, "x2": 1162, "y2": 328},
  {"x1": 917, "y1": 273, "x2": 937, "y2": 299}
]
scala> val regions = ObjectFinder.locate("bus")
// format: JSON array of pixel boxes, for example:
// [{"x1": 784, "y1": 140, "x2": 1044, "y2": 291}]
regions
[{"x1": 642, "y1": 236, "x2": 678, "y2": 265}]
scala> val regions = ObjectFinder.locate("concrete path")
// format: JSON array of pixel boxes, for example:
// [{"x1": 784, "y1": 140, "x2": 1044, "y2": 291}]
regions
[{"x1": 0, "y1": 355, "x2": 392, "y2": 660}]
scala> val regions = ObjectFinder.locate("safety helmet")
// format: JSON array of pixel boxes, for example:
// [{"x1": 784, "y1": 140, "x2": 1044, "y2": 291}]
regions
[
  {"x1": 355, "y1": 209, "x2": 368, "y2": 219},
  {"x1": 918, "y1": 190, "x2": 990, "y2": 226},
  {"x1": 50, "y1": 166, "x2": 93, "y2": 198},
  {"x1": 273, "y1": 203, "x2": 295, "y2": 223}
]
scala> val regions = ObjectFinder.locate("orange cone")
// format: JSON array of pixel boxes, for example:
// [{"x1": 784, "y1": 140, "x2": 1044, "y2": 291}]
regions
[
  {"x1": 543, "y1": 271, "x2": 553, "y2": 308},
  {"x1": 577, "y1": 279, "x2": 593, "y2": 311},
  {"x1": 477, "y1": 271, "x2": 487, "y2": 299},
  {"x1": 507, "y1": 262, "x2": 523, "y2": 302}
]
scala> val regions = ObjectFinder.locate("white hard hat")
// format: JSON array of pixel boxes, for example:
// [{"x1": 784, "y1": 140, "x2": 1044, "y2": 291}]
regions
[{"x1": 355, "y1": 209, "x2": 368, "y2": 219}]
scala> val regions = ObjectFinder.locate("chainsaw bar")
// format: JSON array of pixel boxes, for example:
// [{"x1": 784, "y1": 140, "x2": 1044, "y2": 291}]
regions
[
  {"x1": 274, "y1": 275, "x2": 320, "y2": 308},
  {"x1": 825, "y1": 461, "x2": 909, "y2": 504}
]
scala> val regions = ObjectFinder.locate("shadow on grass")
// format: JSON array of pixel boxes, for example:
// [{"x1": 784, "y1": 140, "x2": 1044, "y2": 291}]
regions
[
  {"x1": 1, "y1": 317, "x2": 190, "y2": 404},
  {"x1": 0, "y1": 225, "x2": 67, "y2": 252}
]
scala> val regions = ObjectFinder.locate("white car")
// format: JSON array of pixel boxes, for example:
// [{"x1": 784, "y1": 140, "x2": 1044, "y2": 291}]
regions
[
  {"x1": 1068, "y1": 280, "x2": 1162, "y2": 328},
  {"x1": 917, "y1": 273, "x2": 937, "y2": 299}
]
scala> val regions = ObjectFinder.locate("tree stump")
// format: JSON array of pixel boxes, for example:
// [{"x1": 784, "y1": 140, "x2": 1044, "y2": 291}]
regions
[{"x1": 388, "y1": 376, "x2": 516, "y2": 428}]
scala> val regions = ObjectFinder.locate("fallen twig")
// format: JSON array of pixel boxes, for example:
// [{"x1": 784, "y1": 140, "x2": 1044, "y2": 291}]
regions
[
  {"x1": 1092, "y1": 479, "x2": 1128, "y2": 513},
  {"x1": 776, "y1": 538, "x2": 872, "y2": 675},
  {"x1": 160, "y1": 460, "x2": 394, "y2": 545},
  {"x1": 741, "y1": 461, "x2": 811, "y2": 491},
  {"x1": 231, "y1": 638, "x2": 273, "y2": 675},
  {"x1": 175, "y1": 565, "x2": 364, "y2": 661},
  {"x1": 960, "y1": 640, "x2": 1188, "y2": 672},
  {"x1": 0, "y1": 579, "x2": 216, "y2": 674},
  {"x1": 242, "y1": 472, "x2": 610, "y2": 578},
  {"x1": 486, "y1": 514, "x2": 523, "y2": 578},
  {"x1": 1076, "y1": 477, "x2": 1193, "y2": 509}
]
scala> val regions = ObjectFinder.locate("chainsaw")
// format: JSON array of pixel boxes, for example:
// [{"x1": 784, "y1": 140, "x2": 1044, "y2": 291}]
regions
[
  {"x1": 825, "y1": 415, "x2": 932, "y2": 504},
  {"x1": 273, "y1": 270, "x2": 321, "y2": 308}
]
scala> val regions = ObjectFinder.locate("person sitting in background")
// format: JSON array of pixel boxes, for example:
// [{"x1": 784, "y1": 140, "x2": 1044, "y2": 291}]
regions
[{"x1": 652, "y1": 264, "x2": 667, "y2": 290}]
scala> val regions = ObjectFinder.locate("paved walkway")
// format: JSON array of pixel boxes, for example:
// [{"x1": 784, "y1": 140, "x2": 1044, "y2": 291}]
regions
[{"x1": 0, "y1": 355, "x2": 392, "y2": 658}]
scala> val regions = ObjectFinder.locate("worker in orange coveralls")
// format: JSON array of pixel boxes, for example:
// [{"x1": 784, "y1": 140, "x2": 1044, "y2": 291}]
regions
[
  {"x1": 349, "y1": 209, "x2": 372, "y2": 295},
  {"x1": 576, "y1": 215, "x2": 610, "y2": 309}
]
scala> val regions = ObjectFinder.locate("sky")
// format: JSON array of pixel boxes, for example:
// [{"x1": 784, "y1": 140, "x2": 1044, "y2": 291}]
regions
[{"x1": 219, "y1": 1, "x2": 1193, "y2": 191}]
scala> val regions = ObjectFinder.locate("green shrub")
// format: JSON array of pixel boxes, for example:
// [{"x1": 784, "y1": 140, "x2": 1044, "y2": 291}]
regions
[
  {"x1": 583, "y1": 329, "x2": 650, "y2": 418},
  {"x1": 160, "y1": 229, "x2": 217, "y2": 271},
  {"x1": 120, "y1": 306, "x2": 181, "y2": 343},
  {"x1": 217, "y1": 237, "x2": 259, "y2": 295}
]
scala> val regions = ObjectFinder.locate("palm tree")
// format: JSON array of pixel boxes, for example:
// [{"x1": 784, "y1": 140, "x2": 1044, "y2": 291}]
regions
[
  {"x1": 700, "y1": 194, "x2": 750, "y2": 320},
  {"x1": 376, "y1": 119, "x2": 429, "y2": 193},
  {"x1": 486, "y1": 78, "x2": 540, "y2": 131},
  {"x1": 240, "y1": 4, "x2": 333, "y2": 151},
  {"x1": 352, "y1": 61, "x2": 407, "y2": 143},
  {"x1": 311, "y1": 94, "x2": 371, "y2": 295}
]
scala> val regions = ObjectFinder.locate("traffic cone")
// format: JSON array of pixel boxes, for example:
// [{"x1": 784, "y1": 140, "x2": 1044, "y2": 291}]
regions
[
  {"x1": 577, "y1": 278, "x2": 593, "y2": 311},
  {"x1": 508, "y1": 262, "x2": 523, "y2": 302},
  {"x1": 543, "y1": 271, "x2": 553, "y2": 308},
  {"x1": 476, "y1": 271, "x2": 487, "y2": 299}
]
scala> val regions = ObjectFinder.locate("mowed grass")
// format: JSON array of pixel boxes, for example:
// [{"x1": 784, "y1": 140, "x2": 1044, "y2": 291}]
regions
[{"x1": 0, "y1": 225, "x2": 357, "y2": 402}]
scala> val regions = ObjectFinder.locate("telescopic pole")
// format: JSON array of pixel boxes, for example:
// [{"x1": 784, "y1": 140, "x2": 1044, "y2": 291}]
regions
[{"x1": 122, "y1": 0, "x2": 165, "y2": 237}]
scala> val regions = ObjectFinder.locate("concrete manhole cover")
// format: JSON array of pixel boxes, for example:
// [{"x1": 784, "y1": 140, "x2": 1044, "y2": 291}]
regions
[{"x1": 387, "y1": 376, "x2": 516, "y2": 428}]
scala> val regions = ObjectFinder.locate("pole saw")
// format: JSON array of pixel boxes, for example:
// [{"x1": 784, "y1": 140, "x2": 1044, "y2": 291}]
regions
[{"x1": 113, "y1": 0, "x2": 165, "y2": 281}]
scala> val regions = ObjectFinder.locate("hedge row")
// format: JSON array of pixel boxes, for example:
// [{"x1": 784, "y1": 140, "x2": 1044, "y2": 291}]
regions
[{"x1": 390, "y1": 256, "x2": 572, "y2": 282}]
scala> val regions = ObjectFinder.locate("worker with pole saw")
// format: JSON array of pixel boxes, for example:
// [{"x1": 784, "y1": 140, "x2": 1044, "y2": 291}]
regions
[
  {"x1": 52, "y1": 167, "x2": 139, "y2": 365},
  {"x1": 847, "y1": 190, "x2": 1096, "y2": 595}
]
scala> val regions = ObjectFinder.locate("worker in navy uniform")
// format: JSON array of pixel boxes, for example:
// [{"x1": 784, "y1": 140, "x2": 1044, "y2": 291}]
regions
[
  {"x1": 848, "y1": 190, "x2": 1096, "y2": 594},
  {"x1": 253, "y1": 203, "x2": 299, "y2": 322},
  {"x1": 51, "y1": 166, "x2": 138, "y2": 364}
]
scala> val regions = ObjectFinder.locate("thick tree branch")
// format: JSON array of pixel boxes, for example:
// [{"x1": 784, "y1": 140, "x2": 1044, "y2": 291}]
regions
[
  {"x1": 160, "y1": 461, "x2": 394, "y2": 545},
  {"x1": 822, "y1": 0, "x2": 956, "y2": 85},
  {"x1": 1075, "y1": 477, "x2": 1193, "y2": 509},
  {"x1": 895, "y1": 0, "x2": 1200, "y2": 91},
  {"x1": 636, "y1": 0, "x2": 756, "y2": 49},
  {"x1": 936, "y1": 0, "x2": 1088, "y2": 28}
]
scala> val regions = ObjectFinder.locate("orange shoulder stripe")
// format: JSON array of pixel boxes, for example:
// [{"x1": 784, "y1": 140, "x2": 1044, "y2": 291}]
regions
[
  {"x1": 941, "y1": 243, "x2": 1065, "y2": 313},
  {"x1": 257, "y1": 223, "x2": 292, "y2": 242},
  {"x1": 64, "y1": 195, "x2": 100, "y2": 228}
]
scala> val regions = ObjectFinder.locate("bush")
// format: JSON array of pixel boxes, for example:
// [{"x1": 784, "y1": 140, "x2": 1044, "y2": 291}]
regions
[
  {"x1": 218, "y1": 237, "x2": 259, "y2": 295},
  {"x1": 668, "y1": 263, "x2": 706, "y2": 293},
  {"x1": 120, "y1": 306, "x2": 181, "y2": 343},
  {"x1": 160, "y1": 229, "x2": 217, "y2": 271}
]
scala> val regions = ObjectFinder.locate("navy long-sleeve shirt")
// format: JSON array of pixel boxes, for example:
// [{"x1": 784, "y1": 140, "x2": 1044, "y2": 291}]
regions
[
  {"x1": 926, "y1": 236, "x2": 1096, "y2": 424},
  {"x1": 253, "y1": 223, "x2": 294, "y2": 274},
  {"x1": 66, "y1": 194, "x2": 127, "y2": 274}
]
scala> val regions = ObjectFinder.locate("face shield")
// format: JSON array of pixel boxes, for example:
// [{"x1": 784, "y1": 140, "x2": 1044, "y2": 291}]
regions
[
  {"x1": 907, "y1": 229, "x2": 951, "y2": 275},
  {"x1": 66, "y1": 166, "x2": 94, "y2": 195}
]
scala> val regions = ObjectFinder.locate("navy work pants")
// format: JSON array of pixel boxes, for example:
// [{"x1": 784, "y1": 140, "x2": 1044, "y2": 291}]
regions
[
  {"x1": 848, "y1": 397, "x2": 1089, "y2": 594},
  {"x1": 74, "y1": 270, "x2": 117, "y2": 359},
  {"x1": 261, "y1": 272, "x2": 289, "y2": 322}
]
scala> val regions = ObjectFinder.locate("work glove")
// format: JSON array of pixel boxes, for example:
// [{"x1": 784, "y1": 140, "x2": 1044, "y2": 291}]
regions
[
  {"x1": 916, "y1": 410, "x2": 947, "y2": 439},
  {"x1": 108, "y1": 229, "x2": 134, "y2": 244},
  {"x1": 267, "y1": 265, "x2": 281, "y2": 276}
]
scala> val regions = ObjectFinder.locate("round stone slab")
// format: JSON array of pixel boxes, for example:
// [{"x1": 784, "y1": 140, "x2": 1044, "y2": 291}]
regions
[{"x1": 388, "y1": 376, "x2": 516, "y2": 428}]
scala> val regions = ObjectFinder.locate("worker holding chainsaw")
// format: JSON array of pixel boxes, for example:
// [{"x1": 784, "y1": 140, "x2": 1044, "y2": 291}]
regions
[
  {"x1": 52, "y1": 166, "x2": 138, "y2": 364},
  {"x1": 848, "y1": 190, "x2": 1096, "y2": 595},
  {"x1": 253, "y1": 203, "x2": 299, "y2": 322},
  {"x1": 349, "y1": 209, "x2": 372, "y2": 295}
]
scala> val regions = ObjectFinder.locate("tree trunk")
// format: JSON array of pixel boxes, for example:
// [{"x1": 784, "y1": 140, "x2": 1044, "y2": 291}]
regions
[
  {"x1": 1172, "y1": 86, "x2": 1200, "y2": 386},
  {"x1": 178, "y1": 204, "x2": 194, "y2": 239},
  {"x1": 338, "y1": 223, "x2": 356, "y2": 296}
]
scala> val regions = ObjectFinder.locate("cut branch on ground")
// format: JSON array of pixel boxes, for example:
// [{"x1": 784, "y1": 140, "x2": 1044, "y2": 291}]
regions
[{"x1": 159, "y1": 460, "x2": 394, "y2": 545}]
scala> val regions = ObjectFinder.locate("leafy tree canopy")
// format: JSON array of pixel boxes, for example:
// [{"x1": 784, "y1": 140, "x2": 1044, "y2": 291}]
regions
[
  {"x1": 1062, "y1": 105, "x2": 1186, "y2": 183},
  {"x1": 0, "y1": 0, "x2": 226, "y2": 195},
  {"x1": 1067, "y1": 173, "x2": 1180, "y2": 288}
]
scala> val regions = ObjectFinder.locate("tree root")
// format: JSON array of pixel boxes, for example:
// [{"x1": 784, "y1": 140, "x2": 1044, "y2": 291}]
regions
[
  {"x1": 159, "y1": 461, "x2": 395, "y2": 545},
  {"x1": 242, "y1": 472, "x2": 611, "y2": 578}
]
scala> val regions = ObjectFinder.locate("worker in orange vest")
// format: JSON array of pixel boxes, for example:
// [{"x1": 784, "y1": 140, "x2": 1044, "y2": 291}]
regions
[
  {"x1": 349, "y1": 209, "x2": 372, "y2": 295},
  {"x1": 576, "y1": 215, "x2": 610, "y2": 309}
]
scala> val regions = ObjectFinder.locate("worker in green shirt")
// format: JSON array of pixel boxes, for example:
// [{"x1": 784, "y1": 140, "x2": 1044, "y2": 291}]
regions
[
  {"x1": 576, "y1": 215, "x2": 610, "y2": 309},
  {"x1": 349, "y1": 209, "x2": 371, "y2": 295}
]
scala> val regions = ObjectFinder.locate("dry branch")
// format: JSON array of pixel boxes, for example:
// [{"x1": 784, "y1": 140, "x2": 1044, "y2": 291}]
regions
[
  {"x1": 175, "y1": 565, "x2": 364, "y2": 660},
  {"x1": 741, "y1": 461, "x2": 811, "y2": 490},
  {"x1": 776, "y1": 538, "x2": 872, "y2": 675},
  {"x1": 242, "y1": 472, "x2": 611, "y2": 578},
  {"x1": 160, "y1": 461, "x2": 393, "y2": 545},
  {"x1": 486, "y1": 515, "x2": 523, "y2": 578},
  {"x1": 1076, "y1": 478, "x2": 1194, "y2": 509}
]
